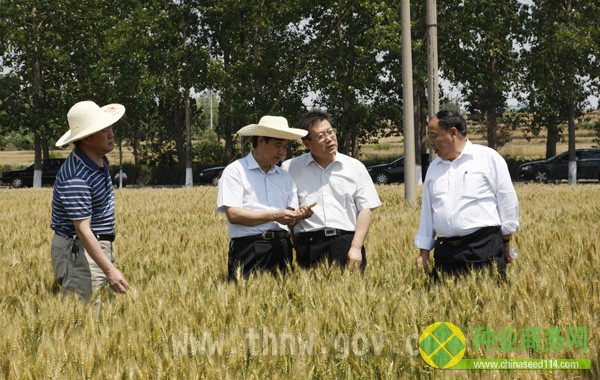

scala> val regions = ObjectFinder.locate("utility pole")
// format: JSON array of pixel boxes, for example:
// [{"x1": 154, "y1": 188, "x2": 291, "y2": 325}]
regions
[
  {"x1": 426, "y1": 0, "x2": 439, "y2": 161},
  {"x1": 402, "y1": 0, "x2": 416, "y2": 204},
  {"x1": 185, "y1": 89, "x2": 193, "y2": 187}
]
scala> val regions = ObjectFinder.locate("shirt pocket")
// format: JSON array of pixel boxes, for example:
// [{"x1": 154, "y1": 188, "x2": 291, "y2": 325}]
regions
[
  {"x1": 431, "y1": 177, "x2": 449, "y2": 195},
  {"x1": 461, "y1": 171, "x2": 489, "y2": 198},
  {"x1": 267, "y1": 180, "x2": 291, "y2": 208}
]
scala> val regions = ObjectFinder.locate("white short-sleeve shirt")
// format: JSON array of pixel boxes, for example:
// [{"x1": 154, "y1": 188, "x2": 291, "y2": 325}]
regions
[
  {"x1": 217, "y1": 153, "x2": 299, "y2": 238},
  {"x1": 281, "y1": 152, "x2": 381, "y2": 234}
]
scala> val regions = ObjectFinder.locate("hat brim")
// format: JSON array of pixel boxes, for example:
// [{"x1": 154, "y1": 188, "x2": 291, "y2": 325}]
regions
[
  {"x1": 237, "y1": 124, "x2": 307, "y2": 140},
  {"x1": 56, "y1": 104, "x2": 125, "y2": 147}
]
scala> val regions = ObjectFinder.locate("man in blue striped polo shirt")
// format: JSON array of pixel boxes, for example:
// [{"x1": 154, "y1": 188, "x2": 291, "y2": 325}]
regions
[{"x1": 51, "y1": 100, "x2": 130, "y2": 307}]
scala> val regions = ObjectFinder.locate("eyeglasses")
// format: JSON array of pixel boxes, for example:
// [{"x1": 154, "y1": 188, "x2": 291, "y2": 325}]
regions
[{"x1": 305, "y1": 128, "x2": 336, "y2": 142}]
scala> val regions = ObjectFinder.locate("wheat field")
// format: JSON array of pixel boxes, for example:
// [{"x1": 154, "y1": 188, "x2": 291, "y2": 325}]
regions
[{"x1": 0, "y1": 183, "x2": 598, "y2": 379}]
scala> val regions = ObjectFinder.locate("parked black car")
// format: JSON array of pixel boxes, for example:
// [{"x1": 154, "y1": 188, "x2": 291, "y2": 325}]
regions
[
  {"x1": 517, "y1": 148, "x2": 600, "y2": 183},
  {"x1": 367, "y1": 153, "x2": 430, "y2": 185},
  {"x1": 1, "y1": 158, "x2": 66, "y2": 188},
  {"x1": 198, "y1": 166, "x2": 225, "y2": 186}
]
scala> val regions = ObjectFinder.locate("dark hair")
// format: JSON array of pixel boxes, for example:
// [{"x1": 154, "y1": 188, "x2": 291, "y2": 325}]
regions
[
  {"x1": 251, "y1": 136, "x2": 275, "y2": 148},
  {"x1": 435, "y1": 110, "x2": 468, "y2": 137},
  {"x1": 73, "y1": 140, "x2": 82, "y2": 147},
  {"x1": 297, "y1": 110, "x2": 332, "y2": 139}
]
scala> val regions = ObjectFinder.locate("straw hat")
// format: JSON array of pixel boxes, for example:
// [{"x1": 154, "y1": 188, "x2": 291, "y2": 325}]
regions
[
  {"x1": 237, "y1": 115, "x2": 307, "y2": 140},
  {"x1": 56, "y1": 101, "x2": 125, "y2": 147}
]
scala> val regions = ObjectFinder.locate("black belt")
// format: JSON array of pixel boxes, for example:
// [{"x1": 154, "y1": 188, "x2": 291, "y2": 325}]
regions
[
  {"x1": 234, "y1": 230, "x2": 290, "y2": 241},
  {"x1": 438, "y1": 226, "x2": 499, "y2": 247},
  {"x1": 96, "y1": 234, "x2": 116, "y2": 242},
  {"x1": 297, "y1": 228, "x2": 353, "y2": 239},
  {"x1": 60, "y1": 233, "x2": 115, "y2": 242}
]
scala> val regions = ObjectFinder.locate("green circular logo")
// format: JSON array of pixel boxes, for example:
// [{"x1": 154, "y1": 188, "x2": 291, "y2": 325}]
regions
[{"x1": 419, "y1": 322, "x2": 466, "y2": 369}]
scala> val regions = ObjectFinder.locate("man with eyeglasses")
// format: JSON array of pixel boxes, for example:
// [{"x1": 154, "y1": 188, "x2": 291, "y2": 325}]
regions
[{"x1": 281, "y1": 110, "x2": 381, "y2": 271}]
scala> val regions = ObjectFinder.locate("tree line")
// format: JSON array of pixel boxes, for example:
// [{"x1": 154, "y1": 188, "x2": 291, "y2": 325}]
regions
[{"x1": 0, "y1": 0, "x2": 598, "y2": 173}]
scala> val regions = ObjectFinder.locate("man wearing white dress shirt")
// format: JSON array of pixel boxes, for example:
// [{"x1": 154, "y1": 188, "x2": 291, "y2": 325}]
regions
[
  {"x1": 282, "y1": 110, "x2": 381, "y2": 271},
  {"x1": 414, "y1": 110, "x2": 519, "y2": 279},
  {"x1": 217, "y1": 116, "x2": 313, "y2": 281}
]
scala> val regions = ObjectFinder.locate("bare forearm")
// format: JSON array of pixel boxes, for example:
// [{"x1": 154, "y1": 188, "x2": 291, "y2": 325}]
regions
[
  {"x1": 351, "y1": 209, "x2": 372, "y2": 249},
  {"x1": 225, "y1": 207, "x2": 276, "y2": 226},
  {"x1": 74, "y1": 220, "x2": 114, "y2": 274},
  {"x1": 224, "y1": 206, "x2": 300, "y2": 226}
]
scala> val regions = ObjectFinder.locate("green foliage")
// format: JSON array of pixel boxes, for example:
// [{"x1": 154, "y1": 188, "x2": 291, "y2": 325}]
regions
[
  {"x1": 200, "y1": 0, "x2": 310, "y2": 160},
  {"x1": 0, "y1": 131, "x2": 33, "y2": 150},
  {"x1": 520, "y1": 0, "x2": 600, "y2": 157},
  {"x1": 438, "y1": 0, "x2": 525, "y2": 149},
  {"x1": 439, "y1": 101, "x2": 462, "y2": 114},
  {"x1": 1, "y1": 0, "x2": 597, "y2": 165},
  {"x1": 304, "y1": 1, "x2": 404, "y2": 155},
  {"x1": 372, "y1": 143, "x2": 391, "y2": 151},
  {"x1": 193, "y1": 129, "x2": 228, "y2": 166}
]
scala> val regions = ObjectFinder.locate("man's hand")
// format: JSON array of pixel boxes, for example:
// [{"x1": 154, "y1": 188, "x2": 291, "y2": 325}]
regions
[
  {"x1": 106, "y1": 267, "x2": 130, "y2": 294},
  {"x1": 274, "y1": 208, "x2": 302, "y2": 226},
  {"x1": 416, "y1": 250, "x2": 430, "y2": 272},
  {"x1": 503, "y1": 242, "x2": 512, "y2": 263},
  {"x1": 297, "y1": 204, "x2": 315, "y2": 220},
  {"x1": 348, "y1": 246, "x2": 362, "y2": 269}
]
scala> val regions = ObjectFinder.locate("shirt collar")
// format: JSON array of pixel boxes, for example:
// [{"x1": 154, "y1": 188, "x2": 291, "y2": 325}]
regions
[
  {"x1": 73, "y1": 146, "x2": 108, "y2": 171},
  {"x1": 304, "y1": 151, "x2": 341, "y2": 169},
  {"x1": 435, "y1": 140, "x2": 474, "y2": 165},
  {"x1": 461, "y1": 140, "x2": 474, "y2": 156},
  {"x1": 244, "y1": 152, "x2": 281, "y2": 174}
]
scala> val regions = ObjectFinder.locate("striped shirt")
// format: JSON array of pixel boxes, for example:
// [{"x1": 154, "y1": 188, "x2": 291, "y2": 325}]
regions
[{"x1": 51, "y1": 146, "x2": 115, "y2": 237}]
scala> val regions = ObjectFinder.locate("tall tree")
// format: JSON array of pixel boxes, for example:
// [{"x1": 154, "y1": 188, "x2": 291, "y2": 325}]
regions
[
  {"x1": 200, "y1": 0, "x2": 309, "y2": 161},
  {"x1": 522, "y1": 0, "x2": 600, "y2": 160},
  {"x1": 438, "y1": 0, "x2": 525, "y2": 149},
  {"x1": 304, "y1": 0, "x2": 403, "y2": 156},
  {"x1": 0, "y1": 0, "x2": 106, "y2": 186}
]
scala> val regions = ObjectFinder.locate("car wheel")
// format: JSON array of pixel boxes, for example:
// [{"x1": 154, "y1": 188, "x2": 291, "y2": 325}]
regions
[
  {"x1": 211, "y1": 174, "x2": 221, "y2": 186},
  {"x1": 374, "y1": 172, "x2": 390, "y2": 185},
  {"x1": 532, "y1": 169, "x2": 549, "y2": 183},
  {"x1": 11, "y1": 176, "x2": 25, "y2": 188}
]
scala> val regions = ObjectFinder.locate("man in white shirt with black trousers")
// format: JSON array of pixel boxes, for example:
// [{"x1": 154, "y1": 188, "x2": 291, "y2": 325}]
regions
[
  {"x1": 217, "y1": 116, "x2": 313, "y2": 281},
  {"x1": 415, "y1": 110, "x2": 519, "y2": 280},
  {"x1": 282, "y1": 110, "x2": 381, "y2": 271}
]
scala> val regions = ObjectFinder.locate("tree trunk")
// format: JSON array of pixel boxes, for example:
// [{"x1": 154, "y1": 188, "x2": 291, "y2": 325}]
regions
[
  {"x1": 173, "y1": 92, "x2": 185, "y2": 165},
  {"x1": 414, "y1": 81, "x2": 426, "y2": 184},
  {"x1": 545, "y1": 123, "x2": 558, "y2": 159},
  {"x1": 487, "y1": 107, "x2": 497, "y2": 150},
  {"x1": 132, "y1": 128, "x2": 139, "y2": 167},
  {"x1": 42, "y1": 139, "x2": 50, "y2": 160},
  {"x1": 224, "y1": 111, "x2": 235, "y2": 161},
  {"x1": 350, "y1": 123, "x2": 359, "y2": 158},
  {"x1": 486, "y1": 57, "x2": 498, "y2": 150}
]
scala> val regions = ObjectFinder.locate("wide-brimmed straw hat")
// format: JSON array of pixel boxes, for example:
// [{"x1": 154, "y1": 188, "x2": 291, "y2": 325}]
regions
[
  {"x1": 55, "y1": 101, "x2": 125, "y2": 147},
  {"x1": 237, "y1": 115, "x2": 307, "y2": 140}
]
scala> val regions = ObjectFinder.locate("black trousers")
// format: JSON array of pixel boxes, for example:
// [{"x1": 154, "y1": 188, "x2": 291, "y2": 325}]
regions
[
  {"x1": 228, "y1": 236, "x2": 293, "y2": 281},
  {"x1": 433, "y1": 226, "x2": 506, "y2": 280},
  {"x1": 295, "y1": 233, "x2": 366, "y2": 271}
]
